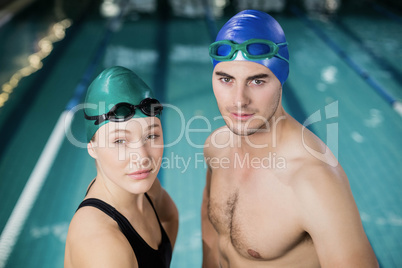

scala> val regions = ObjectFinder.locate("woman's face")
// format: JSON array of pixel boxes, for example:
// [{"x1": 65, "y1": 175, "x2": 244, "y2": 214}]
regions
[{"x1": 88, "y1": 116, "x2": 163, "y2": 195}]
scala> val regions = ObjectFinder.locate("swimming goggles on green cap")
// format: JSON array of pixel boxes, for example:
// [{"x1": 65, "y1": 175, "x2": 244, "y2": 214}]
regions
[
  {"x1": 84, "y1": 98, "x2": 163, "y2": 125},
  {"x1": 209, "y1": 39, "x2": 289, "y2": 63}
]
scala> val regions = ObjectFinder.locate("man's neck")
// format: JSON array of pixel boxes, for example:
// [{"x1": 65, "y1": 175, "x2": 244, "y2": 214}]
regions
[{"x1": 235, "y1": 108, "x2": 287, "y2": 153}]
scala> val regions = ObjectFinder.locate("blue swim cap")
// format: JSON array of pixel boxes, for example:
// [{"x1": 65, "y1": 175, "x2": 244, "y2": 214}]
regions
[{"x1": 212, "y1": 10, "x2": 289, "y2": 85}]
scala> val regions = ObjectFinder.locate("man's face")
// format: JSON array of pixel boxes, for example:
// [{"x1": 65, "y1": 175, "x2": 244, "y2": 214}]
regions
[{"x1": 212, "y1": 60, "x2": 282, "y2": 136}]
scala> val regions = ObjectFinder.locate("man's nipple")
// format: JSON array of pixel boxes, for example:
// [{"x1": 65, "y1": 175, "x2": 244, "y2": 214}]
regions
[{"x1": 247, "y1": 249, "x2": 261, "y2": 259}]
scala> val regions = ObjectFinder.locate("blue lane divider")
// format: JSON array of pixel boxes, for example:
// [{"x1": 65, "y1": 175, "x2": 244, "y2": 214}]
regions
[
  {"x1": 154, "y1": 0, "x2": 169, "y2": 104},
  {"x1": 283, "y1": 82, "x2": 316, "y2": 133},
  {"x1": 333, "y1": 18, "x2": 402, "y2": 88},
  {"x1": 65, "y1": 7, "x2": 126, "y2": 111},
  {"x1": 202, "y1": 0, "x2": 218, "y2": 42},
  {"x1": 370, "y1": 2, "x2": 402, "y2": 24},
  {"x1": 290, "y1": 5, "x2": 397, "y2": 106},
  {"x1": 153, "y1": 0, "x2": 171, "y2": 185}
]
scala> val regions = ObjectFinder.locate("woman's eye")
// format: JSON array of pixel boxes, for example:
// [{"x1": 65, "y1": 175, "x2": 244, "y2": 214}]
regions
[
  {"x1": 147, "y1": 134, "x2": 159, "y2": 140},
  {"x1": 114, "y1": 139, "x2": 126, "y2": 144}
]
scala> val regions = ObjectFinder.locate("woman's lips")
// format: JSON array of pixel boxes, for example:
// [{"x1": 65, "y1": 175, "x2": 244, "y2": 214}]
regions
[{"x1": 128, "y1": 169, "x2": 152, "y2": 180}]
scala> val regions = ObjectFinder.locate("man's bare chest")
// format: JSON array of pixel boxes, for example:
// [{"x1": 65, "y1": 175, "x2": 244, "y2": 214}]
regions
[{"x1": 208, "y1": 168, "x2": 309, "y2": 260}]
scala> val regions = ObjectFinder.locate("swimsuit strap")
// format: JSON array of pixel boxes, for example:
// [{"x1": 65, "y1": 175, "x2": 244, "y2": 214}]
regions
[
  {"x1": 142, "y1": 193, "x2": 172, "y2": 252},
  {"x1": 81, "y1": 179, "x2": 165, "y2": 243},
  {"x1": 78, "y1": 193, "x2": 163, "y2": 236},
  {"x1": 84, "y1": 179, "x2": 96, "y2": 196},
  {"x1": 77, "y1": 198, "x2": 141, "y2": 251},
  {"x1": 144, "y1": 193, "x2": 163, "y2": 228}
]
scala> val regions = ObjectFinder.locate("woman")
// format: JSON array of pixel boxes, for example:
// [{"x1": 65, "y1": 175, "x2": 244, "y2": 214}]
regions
[{"x1": 65, "y1": 66, "x2": 178, "y2": 268}]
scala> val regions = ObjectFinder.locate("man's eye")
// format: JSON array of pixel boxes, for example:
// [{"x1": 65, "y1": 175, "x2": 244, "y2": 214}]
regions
[
  {"x1": 220, "y1": 77, "x2": 232, "y2": 83},
  {"x1": 251, "y1": 79, "x2": 264, "y2": 85}
]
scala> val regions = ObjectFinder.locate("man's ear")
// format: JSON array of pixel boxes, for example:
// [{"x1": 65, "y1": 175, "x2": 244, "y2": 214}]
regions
[{"x1": 87, "y1": 141, "x2": 97, "y2": 159}]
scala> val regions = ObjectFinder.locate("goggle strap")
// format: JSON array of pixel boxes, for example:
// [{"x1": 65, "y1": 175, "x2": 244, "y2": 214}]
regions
[
  {"x1": 84, "y1": 98, "x2": 162, "y2": 125},
  {"x1": 83, "y1": 110, "x2": 97, "y2": 121},
  {"x1": 275, "y1": 54, "x2": 289, "y2": 63},
  {"x1": 95, "y1": 114, "x2": 108, "y2": 125}
]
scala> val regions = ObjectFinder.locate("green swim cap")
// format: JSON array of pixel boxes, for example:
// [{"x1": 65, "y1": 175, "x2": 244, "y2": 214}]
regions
[{"x1": 84, "y1": 66, "x2": 160, "y2": 142}]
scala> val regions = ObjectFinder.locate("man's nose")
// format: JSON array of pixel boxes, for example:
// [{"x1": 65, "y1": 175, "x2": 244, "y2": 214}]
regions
[{"x1": 233, "y1": 84, "x2": 250, "y2": 107}]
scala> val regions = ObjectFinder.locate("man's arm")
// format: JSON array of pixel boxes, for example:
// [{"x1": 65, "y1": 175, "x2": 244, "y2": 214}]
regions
[
  {"x1": 295, "y1": 165, "x2": 378, "y2": 268},
  {"x1": 147, "y1": 178, "x2": 179, "y2": 248},
  {"x1": 202, "y1": 165, "x2": 220, "y2": 268}
]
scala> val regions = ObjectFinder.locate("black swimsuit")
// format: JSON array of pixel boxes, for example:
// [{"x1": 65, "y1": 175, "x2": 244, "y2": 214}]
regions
[{"x1": 77, "y1": 193, "x2": 172, "y2": 267}]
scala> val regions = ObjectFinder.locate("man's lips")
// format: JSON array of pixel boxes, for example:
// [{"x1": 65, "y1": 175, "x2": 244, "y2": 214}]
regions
[
  {"x1": 230, "y1": 112, "x2": 254, "y2": 120},
  {"x1": 128, "y1": 169, "x2": 152, "y2": 180}
]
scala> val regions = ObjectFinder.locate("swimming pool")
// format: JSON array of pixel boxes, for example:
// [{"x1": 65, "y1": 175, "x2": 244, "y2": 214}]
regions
[{"x1": 0, "y1": 0, "x2": 401, "y2": 267}]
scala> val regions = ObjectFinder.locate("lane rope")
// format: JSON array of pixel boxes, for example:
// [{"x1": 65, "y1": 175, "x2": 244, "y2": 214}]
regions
[
  {"x1": 0, "y1": 3, "x2": 126, "y2": 266},
  {"x1": 290, "y1": 5, "x2": 402, "y2": 117}
]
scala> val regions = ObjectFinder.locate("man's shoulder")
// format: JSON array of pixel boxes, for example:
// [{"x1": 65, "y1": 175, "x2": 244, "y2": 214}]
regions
[
  {"x1": 204, "y1": 126, "x2": 231, "y2": 156},
  {"x1": 282, "y1": 116, "x2": 340, "y2": 174},
  {"x1": 289, "y1": 157, "x2": 351, "y2": 208}
]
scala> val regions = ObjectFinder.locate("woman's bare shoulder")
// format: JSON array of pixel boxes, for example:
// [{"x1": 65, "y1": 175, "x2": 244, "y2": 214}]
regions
[{"x1": 65, "y1": 205, "x2": 137, "y2": 268}]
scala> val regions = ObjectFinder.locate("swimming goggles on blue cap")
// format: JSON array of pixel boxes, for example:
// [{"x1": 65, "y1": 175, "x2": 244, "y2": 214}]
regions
[
  {"x1": 84, "y1": 98, "x2": 163, "y2": 125},
  {"x1": 209, "y1": 39, "x2": 289, "y2": 63}
]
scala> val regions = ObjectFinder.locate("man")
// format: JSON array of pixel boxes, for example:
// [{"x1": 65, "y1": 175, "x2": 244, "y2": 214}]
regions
[{"x1": 201, "y1": 10, "x2": 378, "y2": 267}]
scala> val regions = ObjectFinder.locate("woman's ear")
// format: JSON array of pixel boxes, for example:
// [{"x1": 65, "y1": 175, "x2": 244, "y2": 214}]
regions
[{"x1": 87, "y1": 141, "x2": 97, "y2": 159}]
